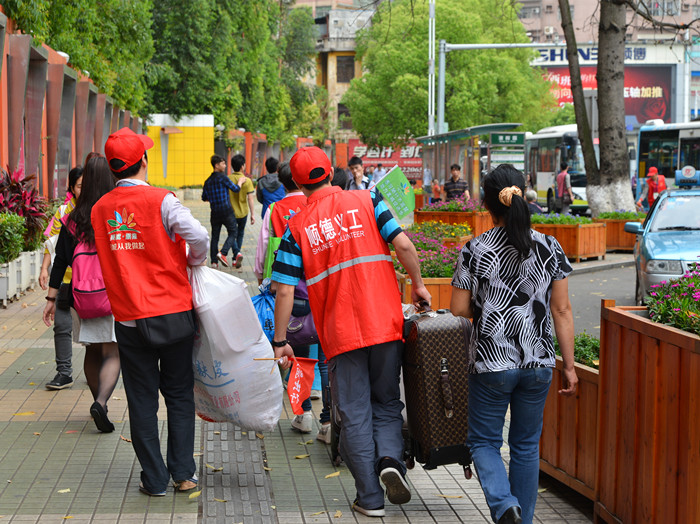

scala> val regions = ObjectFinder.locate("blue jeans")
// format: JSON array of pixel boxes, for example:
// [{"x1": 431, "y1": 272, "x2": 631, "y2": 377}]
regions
[
  {"x1": 293, "y1": 344, "x2": 329, "y2": 424},
  {"x1": 468, "y1": 367, "x2": 553, "y2": 524},
  {"x1": 329, "y1": 341, "x2": 406, "y2": 509},
  {"x1": 235, "y1": 216, "x2": 247, "y2": 257},
  {"x1": 210, "y1": 211, "x2": 238, "y2": 261}
]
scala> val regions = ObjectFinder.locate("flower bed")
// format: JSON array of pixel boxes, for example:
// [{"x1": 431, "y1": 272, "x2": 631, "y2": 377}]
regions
[
  {"x1": 593, "y1": 211, "x2": 646, "y2": 251},
  {"x1": 530, "y1": 214, "x2": 606, "y2": 262},
  {"x1": 404, "y1": 221, "x2": 472, "y2": 249},
  {"x1": 415, "y1": 196, "x2": 491, "y2": 236},
  {"x1": 646, "y1": 263, "x2": 700, "y2": 335}
]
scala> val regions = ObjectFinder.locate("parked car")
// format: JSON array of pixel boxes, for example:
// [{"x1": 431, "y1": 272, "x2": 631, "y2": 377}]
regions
[{"x1": 625, "y1": 171, "x2": 700, "y2": 305}]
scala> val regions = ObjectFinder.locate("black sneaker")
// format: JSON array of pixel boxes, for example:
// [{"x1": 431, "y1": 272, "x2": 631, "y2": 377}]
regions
[
  {"x1": 379, "y1": 457, "x2": 411, "y2": 505},
  {"x1": 352, "y1": 498, "x2": 385, "y2": 517},
  {"x1": 46, "y1": 374, "x2": 74, "y2": 390}
]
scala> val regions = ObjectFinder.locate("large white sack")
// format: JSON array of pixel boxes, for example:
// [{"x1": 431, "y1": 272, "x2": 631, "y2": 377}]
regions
[{"x1": 189, "y1": 266, "x2": 282, "y2": 431}]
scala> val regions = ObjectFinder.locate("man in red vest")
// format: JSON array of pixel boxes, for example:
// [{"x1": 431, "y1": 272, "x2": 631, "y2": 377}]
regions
[
  {"x1": 91, "y1": 128, "x2": 209, "y2": 497},
  {"x1": 271, "y1": 146, "x2": 431, "y2": 517},
  {"x1": 636, "y1": 166, "x2": 667, "y2": 211}
]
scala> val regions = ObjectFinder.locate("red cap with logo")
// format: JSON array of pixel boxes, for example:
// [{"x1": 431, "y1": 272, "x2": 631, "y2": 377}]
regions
[
  {"x1": 647, "y1": 166, "x2": 658, "y2": 176},
  {"x1": 104, "y1": 127, "x2": 154, "y2": 173},
  {"x1": 290, "y1": 146, "x2": 332, "y2": 185}
]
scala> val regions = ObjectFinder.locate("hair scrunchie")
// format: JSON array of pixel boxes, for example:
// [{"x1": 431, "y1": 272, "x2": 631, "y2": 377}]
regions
[{"x1": 498, "y1": 186, "x2": 522, "y2": 207}]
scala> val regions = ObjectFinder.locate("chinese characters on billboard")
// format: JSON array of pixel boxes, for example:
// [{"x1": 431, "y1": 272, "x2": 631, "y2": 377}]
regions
[
  {"x1": 348, "y1": 139, "x2": 423, "y2": 180},
  {"x1": 543, "y1": 65, "x2": 672, "y2": 124}
]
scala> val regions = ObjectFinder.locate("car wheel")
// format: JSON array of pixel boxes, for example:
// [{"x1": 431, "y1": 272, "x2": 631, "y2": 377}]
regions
[
  {"x1": 547, "y1": 191, "x2": 556, "y2": 213},
  {"x1": 635, "y1": 274, "x2": 644, "y2": 306}
]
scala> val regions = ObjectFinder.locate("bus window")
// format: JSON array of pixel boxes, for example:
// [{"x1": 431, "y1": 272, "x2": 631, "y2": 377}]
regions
[
  {"x1": 679, "y1": 137, "x2": 700, "y2": 171},
  {"x1": 639, "y1": 129, "x2": 677, "y2": 178}
]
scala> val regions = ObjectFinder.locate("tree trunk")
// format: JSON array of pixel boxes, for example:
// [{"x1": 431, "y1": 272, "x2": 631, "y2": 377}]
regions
[
  {"x1": 558, "y1": 0, "x2": 599, "y2": 189},
  {"x1": 594, "y1": 0, "x2": 636, "y2": 214}
]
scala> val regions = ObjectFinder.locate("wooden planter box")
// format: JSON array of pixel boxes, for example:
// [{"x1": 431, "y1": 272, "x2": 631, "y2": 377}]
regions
[
  {"x1": 414, "y1": 193, "x2": 424, "y2": 210},
  {"x1": 414, "y1": 210, "x2": 491, "y2": 237},
  {"x1": 595, "y1": 299, "x2": 700, "y2": 524},
  {"x1": 442, "y1": 234, "x2": 472, "y2": 250},
  {"x1": 532, "y1": 222, "x2": 606, "y2": 262},
  {"x1": 593, "y1": 218, "x2": 639, "y2": 251},
  {"x1": 540, "y1": 357, "x2": 599, "y2": 500},
  {"x1": 396, "y1": 271, "x2": 453, "y2": 310}
]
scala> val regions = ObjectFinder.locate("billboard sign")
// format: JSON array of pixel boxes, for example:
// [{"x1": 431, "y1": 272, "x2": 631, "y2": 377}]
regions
[{"x1": 348, "y1": 139, "x2": 423, "y2": 180}]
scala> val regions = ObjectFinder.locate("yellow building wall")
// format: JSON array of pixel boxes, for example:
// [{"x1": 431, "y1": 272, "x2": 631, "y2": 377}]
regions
[{"x1": 146, "y1": 125, "x2": 215, "y2": 188}]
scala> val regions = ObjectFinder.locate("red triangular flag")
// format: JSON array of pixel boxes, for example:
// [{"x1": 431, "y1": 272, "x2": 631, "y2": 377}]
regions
[{"x1": 288, "y1": 357, "x2": 318, "y2": 415}]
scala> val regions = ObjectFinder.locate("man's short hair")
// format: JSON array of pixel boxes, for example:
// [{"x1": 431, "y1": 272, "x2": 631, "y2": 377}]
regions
[
  {"x1": 450, "y1": 164, "x2": 461, "y2": 171},
  {"x1": 231, "y1": 154, "x2": 246, "y2": 173},
  {"x1": 301, "y1": 175, "x2": 331, "y2": 191},
  {"x1": 278, "y1": 161, "x2": 297, "y2": 192},
  {"x1": 265, "y1": 157, "x2": 279, "y2": 174},
  {"x1": 332, "y1": 167, "x2": 349, "y2": 189},
  {"x1": 560, "y1": 161, "x2": 568, "y2": 171},
  {"x1": 348, "y1": 156, "x2": 363, "y2": 167},
  {"x1": 211, "y1": 155, "x2": 225, "y2": 168},
  {"x1": 114, "y1": 153, "x2": 146, "y2": 180}
]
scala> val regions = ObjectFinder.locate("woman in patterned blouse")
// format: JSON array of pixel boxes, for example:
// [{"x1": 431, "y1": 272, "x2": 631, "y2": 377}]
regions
[{"x1": 450, "y1": 164, "x2": 578, "y2": 524}]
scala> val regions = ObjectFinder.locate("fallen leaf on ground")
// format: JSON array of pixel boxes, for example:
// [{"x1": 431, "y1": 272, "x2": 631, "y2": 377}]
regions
[
  {"x1": 12, "y1": 412, "x2": 35, "y2": 416},
  {"x1": 119, "y1": 435, "x2": 132, "y2": 442},
  {"x1": 65, "y1": 430, "x2": 77, "y2": 434},
  {"x1": 63, "y1": 517, "x2": 73, "y2": 520},
  {"x1": 256, "y1": 433, "x2": 264, "y2": 439},
  {"x1": 213, "y1": 431, "x2": 220, "y2": 435},
  {"x1": 37, "y1": 361, "x2": 50, "y2": 365},
  {"x1": 263, "y1": 467, "x2": 272, "y2": 471},
  {"x1": 21, "y1": 303, "x2": 27, "y2": 308},
  {"x1": 538, "y1": 488, "x2": 547, "y2": 493},
  {"x1": 112, "y1": 396, "x2": 122, "y2": 400},
  {"x1": 57, "y1": 489, "x2": 71, "y2": 493},
  {"x1": 325, "y1": 471, "x2": 340, "y2": 479},
  {"x1": 205, "y1": 464, "x2": 223, "y2": 472},
  {"x1": 33, "y1": 432, "x2": 40, "y2": 436},
  {"x1": 305, "y1": 439, "x2": 314, "y2": 445},
  {"x1": 188, "y1": 490, "x2": 202, "y2": 499},
  {"x1": 241, "y1": 431, "x2": 247, "y2": 435},
  {"x1": 435, "y1": 494, "x2": 463, "y2": 499},
  {"x1": 295, "y1": 454, "x2": 310, "y2": 459},
  {"x1": 26, "y1": 367, "x2": 33, "y2": 370},
  {"x1": 310, "y1": 511, "x2": 326, "y2": 516},
  {"x1": 334, "y1": 510, "x2": 342, "y2": 518},
  {"x1": 213, "y1": 498, "x2": 227, "y2": 502},
  {"x1": 28, "y1": 303, "x2": 37, "y2": 306},
  {"x1": 270, "y1": 505, "x2": 276, "y2": 510},
  {"x1": 28, "y1": 382, "x2": 36, "y2": 386},
  {"x1": 193, "y1": 453, "x2": 202, "y2": 457}
]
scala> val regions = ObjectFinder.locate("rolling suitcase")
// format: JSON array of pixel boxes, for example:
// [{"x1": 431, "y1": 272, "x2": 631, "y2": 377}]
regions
[{"x1": 402, "y1": 306, "x2": 473, "y2": 478}]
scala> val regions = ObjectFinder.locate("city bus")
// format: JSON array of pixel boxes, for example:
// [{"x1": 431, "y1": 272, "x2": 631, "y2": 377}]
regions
[
  {"x1": 636, "y1": 119, "x2": 700, "y2": 201},
  {"x1": 525, "y1": 124, "x2": 599, "y2": 212}
]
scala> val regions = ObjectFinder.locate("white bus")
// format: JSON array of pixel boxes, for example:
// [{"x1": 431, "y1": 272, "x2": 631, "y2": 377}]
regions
[
  {"x1": 635, "y1": 119, "x2": 700, "y2": 201},
  {"x1": 525, "y1": 124, "x2": 599, "y2": 212}
]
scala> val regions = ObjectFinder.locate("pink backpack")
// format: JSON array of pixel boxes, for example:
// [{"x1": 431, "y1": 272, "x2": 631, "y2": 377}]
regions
[{"x1": 62, "y1": 218, "x2": 112, "y2": 319}]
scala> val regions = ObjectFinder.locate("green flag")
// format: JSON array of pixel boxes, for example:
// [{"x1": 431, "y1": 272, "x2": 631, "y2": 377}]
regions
[{"x1": 374, "y1": 166, "x2": 415, "y2": 219}]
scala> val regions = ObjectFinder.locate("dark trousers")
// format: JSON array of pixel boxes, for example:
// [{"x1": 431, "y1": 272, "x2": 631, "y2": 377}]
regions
[
  {"x1": 115, "y1": 323, "x2": 196, "y2": 492},
  {"x1": 235, "y1": 216, "x2": 247, "y2": 256},
  {"x1": 210, "y1": 211, "x2": 238, "y2": 261}
]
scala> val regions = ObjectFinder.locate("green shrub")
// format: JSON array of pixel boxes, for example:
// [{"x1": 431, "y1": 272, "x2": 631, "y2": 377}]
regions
[
  {"x1": 554, "y1": 332, "x2": 600, "y2": 369},
  {"x1": 597, "y1": 210, "x2": 647, "y2": 220},
  {"x1": 530, "y1": 213, "x2": 593, "y2": 225},
  {"x1": 0, "y1": 212, "x2": 27, "y2": 264}
]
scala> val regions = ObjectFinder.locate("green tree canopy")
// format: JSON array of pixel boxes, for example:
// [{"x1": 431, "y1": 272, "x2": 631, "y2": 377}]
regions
[
  {"x1": 2, "y1": 0, "x2": 154, "y2": 114},
  {"x1": 342, "y1": 0, "x2": 559, "y2": 146}
]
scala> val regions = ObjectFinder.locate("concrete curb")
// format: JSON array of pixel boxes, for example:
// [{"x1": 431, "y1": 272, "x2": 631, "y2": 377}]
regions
[{"x1": 571, "y1": 258, "x2": 635, "y2": 276}]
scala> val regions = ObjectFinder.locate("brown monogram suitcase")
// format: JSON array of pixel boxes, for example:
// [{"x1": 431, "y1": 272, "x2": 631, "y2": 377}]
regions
[{"x1": 403, "y1": 307, "x2": 473, "y2": 476}]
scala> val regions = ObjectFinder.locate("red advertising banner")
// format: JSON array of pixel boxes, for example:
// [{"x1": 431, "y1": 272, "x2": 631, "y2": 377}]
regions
[
  {"x1": 544, "y1": 65, "x2": 672, "y2": 124},
  {"x1": 348, "y1": 139, "x2": 423, "y2": 180}
]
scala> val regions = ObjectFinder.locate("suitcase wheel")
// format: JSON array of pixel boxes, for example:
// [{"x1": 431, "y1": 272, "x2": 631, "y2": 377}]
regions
[
  {"x1": 405, "y1": 455, "x2": 415, "y2": 470},
  {"x1": 464, "y1": 464, "x2": 473, "y2": 480}
]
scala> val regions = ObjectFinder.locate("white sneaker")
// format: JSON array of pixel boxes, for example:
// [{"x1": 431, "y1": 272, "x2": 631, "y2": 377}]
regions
[
  {"x1": 310, "y1": 389, "x2": 322, "y2": 400},
  {"x1": 291, "y1": 411, "x2": 313, "y2": 433},
  {"x1": 316, "y1": 423, "x2": 331, "y2": 444}
]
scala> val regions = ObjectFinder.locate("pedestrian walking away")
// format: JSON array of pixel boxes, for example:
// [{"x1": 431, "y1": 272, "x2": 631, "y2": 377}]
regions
[
  {"x1": 202, "y1": 155, "x2": 246, "y2": 268},
  {"x1": 42, "y1": 155, "x2": 121, "y2": 433},
  {"x1": 556, "y1": 162, "x2": 572, "y2": 214},
  {"x1": 450, "y1": 164, "x2": 578, "y2": 524},
  {"x1": 92, "y1": 127, "x2": 210, "y2": 497},
  {"x1": 40, "y1": 165, "x2": 83, "y2": 390},
  {"x1": 270, "y1": 146, "x2": 431, "y2": 518},
  {"x1": 229, "y1": 154, "x2": 256, "y2": 268},
  {"x1": 256, "y1": 156, "x2": 286, "y2": 219}
]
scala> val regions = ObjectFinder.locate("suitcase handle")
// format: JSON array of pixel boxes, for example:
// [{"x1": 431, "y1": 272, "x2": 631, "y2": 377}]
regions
[{"x1": 440, "y1": 358, "x2": 454, "y2": 418}]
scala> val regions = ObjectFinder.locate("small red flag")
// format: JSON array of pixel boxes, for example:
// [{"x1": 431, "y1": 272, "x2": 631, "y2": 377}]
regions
[{"x1": 288, "y1": 357, "x2": 318, "y2": 415}]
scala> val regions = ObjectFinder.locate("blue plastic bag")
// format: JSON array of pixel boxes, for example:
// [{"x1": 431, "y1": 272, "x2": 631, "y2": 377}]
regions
[{"x1": 252, "y1": 283, "x2": 275, "y2": 342}]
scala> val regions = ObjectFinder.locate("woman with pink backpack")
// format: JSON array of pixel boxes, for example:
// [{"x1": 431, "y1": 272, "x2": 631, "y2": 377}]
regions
[{"x1": 42, "y1": 154, "x2": 120, "y2": 433}]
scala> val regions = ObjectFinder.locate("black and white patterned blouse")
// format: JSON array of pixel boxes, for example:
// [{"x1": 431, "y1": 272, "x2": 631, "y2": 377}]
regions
[{"x1": 451, "y1": 227, "x2": 572, "y2": 373}]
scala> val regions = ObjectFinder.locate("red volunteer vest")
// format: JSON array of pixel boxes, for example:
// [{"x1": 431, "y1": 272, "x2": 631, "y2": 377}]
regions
[
  {"x1": 646, "y1": 176, "x2": 667, "y2": 205},
  {"x1": 91, "y1": 185, "x2": 192, "y2": 322},
  {"x1": 287, "y1": 186, "x2": 403, "y2": 359},
  {"x1": 270, "y1": 193, "x2": 307, "y2": 237}
]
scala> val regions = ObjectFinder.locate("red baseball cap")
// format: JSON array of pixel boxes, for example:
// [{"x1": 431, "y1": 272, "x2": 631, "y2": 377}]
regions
[
  {"x1": 290, "y1": 146, "x2": 331, "y2": 185},
  {"x1": 647, "y1": 166, "x2": 658, "y2": 176},
  {"x1": 104, "y1": 127, "x2": 154, "y2": 173}
]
